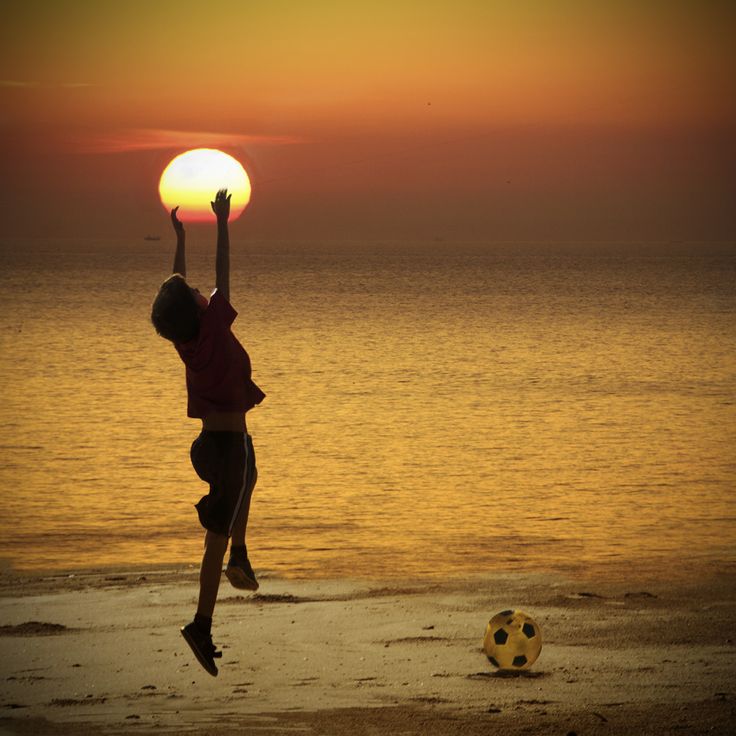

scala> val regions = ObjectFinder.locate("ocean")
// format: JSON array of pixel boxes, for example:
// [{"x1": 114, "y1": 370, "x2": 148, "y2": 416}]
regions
[{"x1": 0, "y1": 238, "x2": 734, "y2": 580}]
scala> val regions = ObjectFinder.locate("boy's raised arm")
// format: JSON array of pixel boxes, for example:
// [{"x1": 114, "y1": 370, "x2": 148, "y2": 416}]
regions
[
  {"x1": 171, "y1": 206, "x2": 186, "y2": 278},
  {"x1": 211, "y1": 189, "x2": 232, "y2": 303}
]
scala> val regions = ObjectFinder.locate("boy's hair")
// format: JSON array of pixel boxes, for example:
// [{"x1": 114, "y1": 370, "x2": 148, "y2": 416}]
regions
[{"x1": 151, "y1": 274, "x2": 201, "y2": 343}]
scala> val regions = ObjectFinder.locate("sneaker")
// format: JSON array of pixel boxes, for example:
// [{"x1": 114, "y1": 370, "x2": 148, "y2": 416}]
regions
[
  {"x1": 226, "y1": 550, "x2": 259, "y2": 591},
  {"x1": 180, "y1": 622, "x2": 222, "y2": 677}
]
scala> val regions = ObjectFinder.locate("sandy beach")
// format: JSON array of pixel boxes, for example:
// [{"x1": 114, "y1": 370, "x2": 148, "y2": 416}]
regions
[{"x1": 0, "y1": 567, "x2": 734, "y2": 735}]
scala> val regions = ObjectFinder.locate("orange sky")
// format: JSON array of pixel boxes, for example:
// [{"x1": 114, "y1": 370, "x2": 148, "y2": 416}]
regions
[{"x1": 1, "y1": 0, "x2": 734, "y2": 241}]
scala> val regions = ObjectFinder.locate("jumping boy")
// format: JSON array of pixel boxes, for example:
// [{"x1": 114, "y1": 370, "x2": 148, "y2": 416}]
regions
[{"x1": 151, "y1": 189, "x2": 265, "y2": 676}]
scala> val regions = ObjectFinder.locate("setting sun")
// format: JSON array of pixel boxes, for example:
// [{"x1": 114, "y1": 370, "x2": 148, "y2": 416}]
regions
[{"x1": 158, "y1": 148, "x2": 251, "y2": 223}]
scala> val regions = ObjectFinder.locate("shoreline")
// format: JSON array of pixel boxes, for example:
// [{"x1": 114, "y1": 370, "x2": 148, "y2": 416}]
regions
[
  {"x1": 2, "y1": 558, "x2": 735, "y2": 601},
  {"x1": 1, "y1": 568, "x2": 735, "y2": 734}
]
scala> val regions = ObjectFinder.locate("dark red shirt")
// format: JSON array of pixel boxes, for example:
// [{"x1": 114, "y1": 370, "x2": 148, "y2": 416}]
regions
[{"x1": 174, "y1": 290, "x2": 265, "y2": 419}]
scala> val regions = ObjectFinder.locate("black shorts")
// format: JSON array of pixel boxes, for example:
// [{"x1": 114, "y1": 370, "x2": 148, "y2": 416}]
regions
[{"x1": 190, "y1": 431, "x2": 256, "y2": 536}]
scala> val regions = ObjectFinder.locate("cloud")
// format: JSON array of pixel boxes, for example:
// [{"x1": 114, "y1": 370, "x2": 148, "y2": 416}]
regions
[
  {"x1": 69, "y1": 128, "x2": 305, "y2": 154},
  {"x1": 0, "y1": 80, "x2": 41, "y2": 88},
  {"x1": 1, "y1": 80, "x2": 97, "y2": 88}
]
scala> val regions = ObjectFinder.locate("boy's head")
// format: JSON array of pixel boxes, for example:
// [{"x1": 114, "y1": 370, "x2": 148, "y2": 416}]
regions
[{"x1": 151, "y1": 274, "x2": 208, "y2": 343}]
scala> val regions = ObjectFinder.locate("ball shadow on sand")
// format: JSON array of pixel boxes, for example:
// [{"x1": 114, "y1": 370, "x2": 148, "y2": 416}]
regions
[{"x1": 467, "y1": 670, "x2": 547, "y2": 680}]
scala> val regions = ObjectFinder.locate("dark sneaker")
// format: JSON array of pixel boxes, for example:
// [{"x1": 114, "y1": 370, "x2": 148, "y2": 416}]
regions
[
  {"x1": 226, "y1": 551, "x2": 259, "y2": 591},
  {"x1": 180, "y1": 622, "x2": 222, "y2": 677}
]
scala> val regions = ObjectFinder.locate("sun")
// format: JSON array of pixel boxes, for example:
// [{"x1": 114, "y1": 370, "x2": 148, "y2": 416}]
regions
[{"x1": 159, "y1": 148, "x2": 252, "y2": 223}]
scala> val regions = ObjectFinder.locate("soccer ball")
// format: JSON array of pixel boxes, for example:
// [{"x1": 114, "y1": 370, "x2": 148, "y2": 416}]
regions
[{"x1": 483, "y1": 609, "x2": 542, "y2": 671}]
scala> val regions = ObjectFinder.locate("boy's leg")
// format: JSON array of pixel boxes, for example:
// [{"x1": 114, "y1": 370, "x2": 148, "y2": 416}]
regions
[
  {"x1": 230, "y1": 465, "x2": 257, "y2": 546},
  {"x1": 197, "y1": 530, "x2": 229, "y2": 618},
  {"x1": 227, "y1": 466, "x2": 259, "y2": 590},
  {"x1": 180, "y1": 530, "x2": 228, "y2": 677}
]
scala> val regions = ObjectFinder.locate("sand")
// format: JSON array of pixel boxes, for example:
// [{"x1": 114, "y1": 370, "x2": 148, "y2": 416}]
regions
[{"x1": 0, "y1": 567, "x2": 734, "y2": 735}]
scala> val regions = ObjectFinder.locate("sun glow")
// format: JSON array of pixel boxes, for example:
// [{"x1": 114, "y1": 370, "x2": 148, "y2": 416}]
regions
[{"x1": 158, "y1": 148, "x2": 251, "y2": 222}]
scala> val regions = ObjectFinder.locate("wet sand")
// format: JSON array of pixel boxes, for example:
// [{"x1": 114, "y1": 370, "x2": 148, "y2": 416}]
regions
[{"x1": 0, "y1": 567, "x2": 734, "y2": 735}]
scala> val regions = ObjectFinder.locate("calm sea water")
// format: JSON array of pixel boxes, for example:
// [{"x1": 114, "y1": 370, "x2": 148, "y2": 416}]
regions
[{"x1": 0, "y1": 238, "x2": 734, "y2": 581}]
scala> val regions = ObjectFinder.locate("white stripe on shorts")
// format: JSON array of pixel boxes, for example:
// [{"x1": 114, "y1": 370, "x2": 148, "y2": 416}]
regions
[{"x1": 228, "y1": 434, "x2": 250, "y2": 537}]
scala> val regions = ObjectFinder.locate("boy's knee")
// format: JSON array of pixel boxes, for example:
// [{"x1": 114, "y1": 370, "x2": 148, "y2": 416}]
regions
[{"x1": 204, "y1": 530, "x2": 228, "y2": 549}]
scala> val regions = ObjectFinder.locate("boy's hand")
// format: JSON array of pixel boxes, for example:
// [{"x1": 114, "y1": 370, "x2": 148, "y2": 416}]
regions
[
  {"x1": 211, "y1": 189, "x2": 231, "y2": 223},
  {"x1": 170, "y1": 206, "x2": 185, "y2": 234}
]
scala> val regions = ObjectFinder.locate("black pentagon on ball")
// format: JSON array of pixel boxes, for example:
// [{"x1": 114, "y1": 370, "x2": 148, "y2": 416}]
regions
[
  {"x1": 512, "y1": 654, "x2": 527, "y2": 667},
  {"x1": 522, "y1": 622, "x2": 536, "y2": 638},
  {"x1": 487, "y1": 655, "x2": 499, "y2": 667},
  {"x1": 493, "y1": 629, "x2": 509, "y2": 646},
  {"x1": 499, "y1": 609, "x2": 513, "y2": 616}
]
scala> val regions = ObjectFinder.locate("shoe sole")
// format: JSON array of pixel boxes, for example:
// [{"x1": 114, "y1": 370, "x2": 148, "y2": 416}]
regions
[
  {"x1": 225, "y1": 566, "x2": 259, "y2": 591},
  {"x1": 180, "y1": 627, "x2": 218, "y2": 677}
]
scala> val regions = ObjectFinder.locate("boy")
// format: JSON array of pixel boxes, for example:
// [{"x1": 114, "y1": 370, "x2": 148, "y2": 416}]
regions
[{"x1": 151, "y1": 189, "x2": 265, "y2": 676}]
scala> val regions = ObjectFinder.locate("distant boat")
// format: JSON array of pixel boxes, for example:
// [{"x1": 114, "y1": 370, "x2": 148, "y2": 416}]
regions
[{"x1": 143, "y1": 235, "x2": 161, "y2": 241}]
